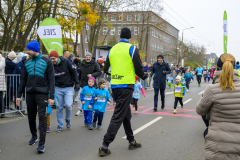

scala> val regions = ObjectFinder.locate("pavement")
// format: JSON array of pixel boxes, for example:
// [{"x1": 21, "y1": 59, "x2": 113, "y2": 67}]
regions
[{"x1": 0, "y1": 80, "x2": 209, "y2": 160}]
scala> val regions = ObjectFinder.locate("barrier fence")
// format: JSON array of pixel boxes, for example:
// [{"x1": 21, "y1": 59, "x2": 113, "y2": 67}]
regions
[{"x1": 0, "y1": 74, "x2": 27, "y2": 117}]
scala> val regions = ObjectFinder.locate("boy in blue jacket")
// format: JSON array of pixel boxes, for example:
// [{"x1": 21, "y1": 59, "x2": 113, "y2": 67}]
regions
[
  {"x1": 80, "y1": 77, "x2": 96, "y2": 130},
  {"x1": 167, "y1": 74, "x2": 173, "y2": 88},
  {"x1": 93, "y1": 79, "x2": 111, "y2": 129}
]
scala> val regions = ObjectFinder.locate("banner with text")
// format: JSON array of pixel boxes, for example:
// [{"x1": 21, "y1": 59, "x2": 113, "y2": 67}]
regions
[{"x1": 223, "y1": 11, "x2": 228, "y2": 54}]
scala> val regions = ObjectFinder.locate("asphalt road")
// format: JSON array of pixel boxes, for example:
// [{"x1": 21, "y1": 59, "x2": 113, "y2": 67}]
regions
[{"x1": 0, "y1": 80, "x2": 208, "y2": 160}]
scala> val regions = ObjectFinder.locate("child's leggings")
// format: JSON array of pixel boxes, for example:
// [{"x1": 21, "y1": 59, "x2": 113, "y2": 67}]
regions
[
  {"x1": 132, "y1": 98, "x2": 139, "y2": 111},
  {"x1": 168, "y1": 83, "x2": 172, "y2": 88},
  {"x1": 39, "y1": 114, "x2": 50, "y2": 128},
  {"x1": 174, "y1": 97, "x2": 183, "y2": 109}
]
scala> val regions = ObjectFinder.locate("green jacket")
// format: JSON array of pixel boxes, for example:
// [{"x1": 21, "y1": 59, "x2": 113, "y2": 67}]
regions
[{"x1": 174, "y1": 82, "x2": 186, "y2": 98}]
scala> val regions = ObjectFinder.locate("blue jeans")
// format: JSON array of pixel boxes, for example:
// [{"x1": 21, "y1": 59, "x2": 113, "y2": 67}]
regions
[
  {"x1": 55, "y1": 86, "x2": 73, "y2": 128},
  {"x1": 148, "y1": 77, "x2": 152, "y2": 87},
  {"x1": 93, "y1": 110, "x2": 104, "y2": 125},
  {"x1": 141, "y1": 78, "x2": 148, "y2": 89},
  {"x1": 154, "y1": 88, "x2": 165, "y2": 107},
  {"x1": 84, "y1": 110, "x2": 92, "y2": 125}
]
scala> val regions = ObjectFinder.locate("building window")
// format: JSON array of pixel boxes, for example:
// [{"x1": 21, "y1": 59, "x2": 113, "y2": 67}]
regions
[
  {"x1": 155, "y1": 43, "x2": 157, "y2": 51},
  {"x1": 135, "y1": 15, "x2": 140, "y2": 21},
  {"x1": 85, "y1": 48, "x2": 88, "y2": 54},
  {"x1": 85, "y1": 36, "x2": 88, "y2": 43},
  {"x1": 118, "y1": 27, "x2": 121, "y2": 35},
  {"x1": 119, "y1": 15, "x2": 122, "y2": 21},
  {"x1": 103, "y1": 27, "x2": 108, "y2": 35},
  {"x1": 134, "y1": 27, "x2": 138, "y2": 35},
  {"x1": 111, "y1": 15, "x2": 116, "y2": 21},
  {"x1": 86, "y1": 23, "x2": 89, "y2": 30},
  {"x1": 127, "y1": 15, "x2": 132, "y2": 21},
  {"x1": 103, "y1": 41, "x2": 107, "y2": 45},
  {"x1": 111, "y1": 27, "x2": 115, "y2": 35},
  {"x1": 104, "y1": 15, "x2": 108, "y2": 21}
]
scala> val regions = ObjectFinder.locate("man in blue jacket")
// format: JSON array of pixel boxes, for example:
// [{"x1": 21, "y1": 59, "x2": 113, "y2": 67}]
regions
[
  {"x1": 195, "y1": 64, "x2": 203, "y2": 87},
  {"x1": 150, "y1": 55, "x2": 171, "y2": 111},
  {"x1": 16, "y1": 41, "x2": 55, "y2": 153}
]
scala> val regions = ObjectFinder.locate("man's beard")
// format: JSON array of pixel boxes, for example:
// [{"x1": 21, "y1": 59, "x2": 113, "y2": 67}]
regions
[
  {"x1": 29, "y1": 52, "x2": 36, "y2": 59},
  {"x1": 86, "y1": 59, "x2": 91, "y2": 62}
]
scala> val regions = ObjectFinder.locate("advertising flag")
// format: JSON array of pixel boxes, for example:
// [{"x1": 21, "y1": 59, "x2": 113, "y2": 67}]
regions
[{"x1": 223, "y1": 11, "x2": 228, "y2": 54}]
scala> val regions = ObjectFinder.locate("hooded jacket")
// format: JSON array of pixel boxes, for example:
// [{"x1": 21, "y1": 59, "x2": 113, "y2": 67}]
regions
[
  {"x1": 235, "y1": 64, "x2": 240, "y2": 70},
  {"x1": 5, "y1": 58, "x2": 16, "y2": 75},
  {"x1": 79, "y1": 59, "x2": 101, "y2": 88},
  {"x1": 54, "y1": 56, "x2": 79, "y2": 88},
  {"x1": 196, "y1": 70, "x2": 240, "y2": 160}
]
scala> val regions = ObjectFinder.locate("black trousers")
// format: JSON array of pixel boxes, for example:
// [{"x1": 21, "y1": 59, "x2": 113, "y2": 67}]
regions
[
  {"x1": 4, "y1": 77, "x2": 13, "y2": 107},
  {"x1": 103, "y1": 88, "x2": 134, "y2": 146},
  {"x1": 197, "y1": 75, "x2": 202, "y2": 84},
  {"x1": 185, "y1": 81, "x2": 190, "y2": 90},
  {"x1": 132, "y1": 98, "x2": 138, "y2": 111},
  {"x1": 174, "y1": 97, "x2": 183, "y2": 109},
  {"x1": 0, "y1": 91, "x2": 4, "y2": 115},
  {"x1": 26, "y1": 93, "x2": 48, "y2": 144},
  {"x1": 154, "y1": 88, "x2": 165, "y2": 107}
]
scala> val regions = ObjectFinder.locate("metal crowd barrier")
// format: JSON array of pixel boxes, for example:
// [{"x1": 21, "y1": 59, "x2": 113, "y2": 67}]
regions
[{"x1": 0, "y1": 74, "x2": 27, "y2": 117}]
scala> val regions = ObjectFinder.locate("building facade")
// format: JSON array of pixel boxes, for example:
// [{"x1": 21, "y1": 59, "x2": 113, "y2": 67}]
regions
[{"x1": 78, "y1": 11, "x2": 179, "y2": 64}]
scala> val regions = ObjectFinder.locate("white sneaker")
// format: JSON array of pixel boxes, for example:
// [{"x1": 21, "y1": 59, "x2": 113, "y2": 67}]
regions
[
  {"x1": 187, "y1": 90, "x2": 189, "y2": 92},
  {"x1": 173, "y1": 109, "x2": 177, "y2": 114},
  {"x1": 75, "y1": 110, "x2": 82, "y2": 116}
]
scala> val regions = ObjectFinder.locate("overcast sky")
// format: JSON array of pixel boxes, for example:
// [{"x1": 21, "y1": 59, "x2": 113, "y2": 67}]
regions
[{"x1": 161, "y1": 0, "x2": 240, "y2": 60}]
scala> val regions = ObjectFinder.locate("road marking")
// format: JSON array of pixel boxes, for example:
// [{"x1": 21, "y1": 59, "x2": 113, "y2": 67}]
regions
[
  {"x1": 165, "y1": 92, "x2": 173, "y2": 95},
  {"x1": 198, "y1": 90, "x2": 205, "y2": 95},
  {"x1": 122, "y1": 117, "x2": 162, "y2": 139},
  {"x1": 179, "y1": 99, "x2": 192, "y2": 106}
]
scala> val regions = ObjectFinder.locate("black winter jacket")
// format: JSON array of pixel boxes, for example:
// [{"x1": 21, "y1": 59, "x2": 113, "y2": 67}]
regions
[
  {"x1": 54, "y1": 56, "x2": 79, "y2": 88},
  {"x1": 79, "y1": 59, "x2": 101, "y2": 88}
]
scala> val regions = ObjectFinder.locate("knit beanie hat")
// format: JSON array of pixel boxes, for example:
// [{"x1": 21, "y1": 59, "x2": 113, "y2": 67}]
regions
[
  {"x1": 176, "y1": 76, "x2": 181, "y2": 80},
  {"x1": 85, "y1": 52, "x2": 92, "y2": 58},
  {"x1": 8, "y1": 51, "x2": 17, "y2": 58},
  {"x1": 98, "y1": 58, "x2": 104, "y2": 64},
  {"x1": 69, "y1": 53, "x2": 74, "y2": 59},
  {"x1": 26, "y1": 41, "x2": 40, "y2": 53},
  {"x1": 135, "y1": 76, "x2": 139, "y2": 81},
  {"x1": 88, "y1": 77, "x2": 96, "y2": 84},
  {"x1": 236, "y1": 61, "x2": 239, "y2": 65},
  {"x1": 157, "y1": 55, "x2": 164, "y2": 59},
  {"x1": 49, "y1": 50, "x2": 59, "y2": 57},
  {"x1": 98, "y1": 78, "x2": 106, "y2": 86},
  {"x1": 120, "y1": 27, "x2": 131, "y2": 39}
]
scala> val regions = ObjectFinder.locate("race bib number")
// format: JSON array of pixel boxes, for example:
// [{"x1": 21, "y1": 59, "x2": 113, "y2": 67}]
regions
[
  {"x1": 133, "y1": 90, "x2": 138, "y2": 96},
  {"x1": 175, "y1": 87, "x2": 181, "y2": 93},
  {"x1": 84, "y1": 93, "x2": 93, "y2": 100},
  {"x1": 168, "y1": 80, "x2": 171, "y2": 83},
  {"x1": 97, "y1": 95, "x2": 106, "y2": 102}
]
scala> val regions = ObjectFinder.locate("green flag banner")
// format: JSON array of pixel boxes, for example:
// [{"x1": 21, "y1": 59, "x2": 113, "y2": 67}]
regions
[
  {"x1": 37, "y1": 18, "x2": 63, "y2": 56},
  {"x1": 223, "y1": 11, "x2": 228, "y2": 54},
  {"x1": 207, "y1": 61, "x2": 211, "y2": 68}
]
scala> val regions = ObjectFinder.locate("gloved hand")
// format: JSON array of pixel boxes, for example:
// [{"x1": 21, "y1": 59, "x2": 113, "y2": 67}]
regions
[
  {"x1": 182, "y1": 93, "x2": 185, "y2": 96},
  {"x1": 74, "y1": 83, "x2": 80, "y2": 92},
  {"x1": 142, "y1": 73, "x2": 149, "y2": 80}
]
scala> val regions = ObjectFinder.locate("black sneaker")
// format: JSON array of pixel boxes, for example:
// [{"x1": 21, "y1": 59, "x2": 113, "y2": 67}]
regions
[
  {"x1": 88, "y1": 125, "x2": 93, "y2": 130},
  {"x1": 99, "y1": 147, "x2": 111, "y2": 156},
  {"x1": 29, "y1": 136, "x2": 38, "y2": 145},
  {"x1": 153, "y1": 105, "x2": 157, "y2": 111},
  {"x1": 36, "y1": 142, "x2": 45, "y2": 153},
  {"x1": 161, "y1": 104, "x2": 165, "y2": 109},
  {"x1": 128, "y1": 140, "x2": 142, "y2": 150}
]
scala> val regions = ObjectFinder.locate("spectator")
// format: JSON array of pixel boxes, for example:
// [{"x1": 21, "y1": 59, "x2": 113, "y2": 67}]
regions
[
  {"x1": 197, "y1": 54, "x2": 240, "y2": 160},
  {"x1": 75, "y1": 52, "x2": 101, "y2": 116},
  {"x1": 49, "y1": 50, "x2": 79, "y2": 132},
  {"x1": 4, "y1": 51, "x2": 17, "y2": 109},
  {"x1": 63, "y1": 50, "x2": 70, "y2": 59},
  {"x1": 148, "y1": 63, "x2": 153, "y2": 87},
  {"x1": 69, "y1": 53, "x2": 75, "y2": 65},
  {"x1": 141, "y1": 62, "x2": 149, "y2": 89},
  {"x1": 235, "y1": 61, "x2": 240, "y2": 70},
  {"x1": 74, "y1": 55, "x2": 81, "y2": 67},
  {"x1": 0, "y1": 50, "x2": 6, "y2": 118}
]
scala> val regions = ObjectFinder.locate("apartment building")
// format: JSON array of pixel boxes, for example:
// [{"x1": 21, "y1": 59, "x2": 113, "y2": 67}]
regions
[{"x1": 80, "y1": 11, "x2": 179, "y2": 64}]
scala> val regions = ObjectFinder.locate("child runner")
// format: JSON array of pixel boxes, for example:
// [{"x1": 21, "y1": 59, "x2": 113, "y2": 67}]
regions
[
  {"x1": 184, "y1": 69, "x2": 194, "y2": 91},
  {"x1": 208, "y1": 72, "x2": 211, "y2": 83},
  {"x1": 181, "y1": 73, "x2": 185, "y2": 83},
  {"x1": 80, "y1": 77, "x2": 96, "y2": 130},
  {"x1": 167, "y1": 74, "x2": 173, "y2": 89},
  {"x1": 93, "y1": 79, "x2": 111, "y2": 129},
  {"x1": 173, "y1": 76, "x2": 186, "y2": 114},
  {"x1": 132, "y1": 76, "x2": 145, "y2": 113}
]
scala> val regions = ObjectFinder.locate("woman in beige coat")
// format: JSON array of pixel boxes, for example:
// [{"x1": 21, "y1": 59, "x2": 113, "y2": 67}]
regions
[
  {"x1": 0, "y1": 50, "x2": 6, "y2": 118},
  {"x1": 197, "y1": 54, "x2": 240, "y2": 160}
]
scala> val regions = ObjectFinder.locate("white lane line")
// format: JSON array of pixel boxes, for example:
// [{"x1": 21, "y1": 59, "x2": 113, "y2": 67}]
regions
[
  {"x1": 179, "y1": 99, "x2": 192, "y2": 106},
  {"x1": 165, "y1": 92, "x2": 173, "y2": 95},
  {"x1": 198, "y1": 90, "x2": 205, "y2": 95},
  {"x1": 122, "y1": 117, "x2": 162, "y2": 139}
]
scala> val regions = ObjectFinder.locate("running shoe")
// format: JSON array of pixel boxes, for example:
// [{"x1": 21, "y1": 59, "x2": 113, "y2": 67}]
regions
[
  {"x1": 97, "y1": 125, "x2": 102, "y2": 130},
  {"x1": 128, "y1": 140, "x2": 142, "y2": 150},
  {"x1": 29, "y1": 136, "x2": 38, "y2": 145},
  {"x1": 93, "y1": 122, "x2": 96, "y2": 128},
  {"x1": 55, "y1": 126, "x2": 62, "y2": 133},
  {"x1": 181, "y1": 105, "x2": 184, "y2": 110},
  {"x1": 173, "y1": 109, "x2": 177, "y2": 114},
  {"x1": 135, "y1": 110, "x2": 138, "y2": 113},
  {"x1": 99, "y1": 146, "x2": 111, "y2": 156},
  {"x1": 88, "y1": 125, "x2": 93, "y2": 130},
  {"x1": 66, "y1": 120, "x2": 71, "y2": 128},
  {"x1": 84, "y1": 123, "x2": 88, "y2": 127},
  {"x1": 46, "y1": 127, "x2": 50, "y2": 133},
  {"x1": 36, "y1": 142, "x2": 45, "y2": 153}
]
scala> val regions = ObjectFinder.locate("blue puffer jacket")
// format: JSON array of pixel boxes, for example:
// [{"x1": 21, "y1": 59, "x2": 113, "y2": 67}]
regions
[
  {"x1": 11, "y1": 56, "x2": 27, "y2": 89},
  {"x1": 5, "y1": 58, "x2": 16, "y2": 74},
  {"x1": 235, "y1": 65, "x2": 240, "y2": 70},
  {"x1": 151, "y1": 60, "x2": 171, "y2": 89}
]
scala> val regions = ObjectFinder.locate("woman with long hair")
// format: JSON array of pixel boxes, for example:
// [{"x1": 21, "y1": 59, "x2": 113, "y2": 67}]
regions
[{"x1": 196, "y1": 54, "x2": 240, "y2": 160}]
